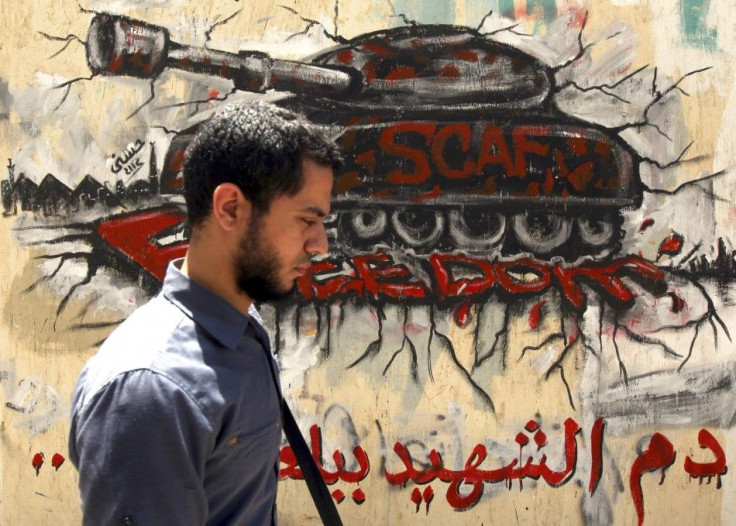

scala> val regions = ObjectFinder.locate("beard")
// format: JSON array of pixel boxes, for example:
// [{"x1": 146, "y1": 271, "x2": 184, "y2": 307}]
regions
[{"x1": 234, "y1": 214, "x2": 293, "y2": 303}]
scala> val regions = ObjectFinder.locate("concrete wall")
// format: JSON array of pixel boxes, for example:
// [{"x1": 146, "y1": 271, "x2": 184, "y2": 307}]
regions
[{"x1": 2, "y1": 0, "x2": 736, "y2": 523}]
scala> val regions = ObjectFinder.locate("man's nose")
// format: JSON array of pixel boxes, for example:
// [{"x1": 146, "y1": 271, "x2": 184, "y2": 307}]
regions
[{"x1": 305, "y1": 222, "x2": 329, "y2": 256}]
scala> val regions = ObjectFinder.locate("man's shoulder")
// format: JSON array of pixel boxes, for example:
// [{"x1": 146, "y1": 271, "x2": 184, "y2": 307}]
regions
[
  {"x1": 93, "y1": 294, "x2": 185, "y2": 368},
  {"x1": 73, "y1": 295, "x2": 208, "y2": 413}
]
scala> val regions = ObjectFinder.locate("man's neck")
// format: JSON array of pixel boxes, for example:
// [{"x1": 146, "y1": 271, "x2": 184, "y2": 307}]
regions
[{"x1": 182, "y1": 235, "x2": 253, "y2": 317}]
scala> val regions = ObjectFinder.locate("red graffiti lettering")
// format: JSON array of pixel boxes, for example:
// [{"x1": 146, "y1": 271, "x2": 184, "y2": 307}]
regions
[
  {"x1": 297, "y1": 260, "x2": 363, "y2": 300},
  {"x1": 380, "y1": 122, "x2": 436, "y2": 184},
  {"x1": 514, "y1": 418, "x2": 580, "y2": 487},
  {"x1": 353, "y1": 252, "x2": 428, "y2": 299},
  {"x1": 279, "y1": 425, "x2": 370, "y2": 485},
  {"x1": 629, "y1": 433, "x2": 676, "y2": 526},
  {"x1": 431, "y1": 123, "x2": 474, "y2": 179},
  {"x1": 352, "y1": 488, "x2": 366, "y2": 504},
  {"x1": 552, "y1": 256, "x2": 663, "y2": 308},
  {"x1": 341, "y1": 121, "x2": 630, "y2": 201},
  {"x1": 430, "y1": 253, "x2": 495, "y2": 298},
  {"x1": 386, "y1": 418, "x2": 580, "y2": 510},
  {"x1": 684, "y1": 429, "x2": 727, "y2": 488},
  {"x1": 296, "y1": 253, "x2": 663, "y2": 309},
  {"x1": 95, "y1": 210, "x2": 664, "y2": 310},
  {"x1": 411, "y1": 487, "x2": 422, "y2": 511},
  {"x1": 588, "y1": 418, "x2": 605, "y2": 494},
  {"x1": 512, "y1": 126, "x2": 550, "y2": 178},
  {"x1": 475, "y1": 124, "x2": 515, "y2": 177},
  {"x1": 331, "y1": 489, "x2": 345, "y2": 503},
  {"x1": 495, "y1": 258, "x2": 553, "y2": 294},
  {"x1": 422, "y1": 486, "x2": 435, "y2": 510},
  {"x1": 276, "y1": 420, "x2": 723, "y2": 514}
]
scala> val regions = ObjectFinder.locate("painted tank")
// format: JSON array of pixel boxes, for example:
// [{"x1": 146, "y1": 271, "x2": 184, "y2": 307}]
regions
[{"x1": 87, "y1": 13, "x2": 641, "y2": 260}]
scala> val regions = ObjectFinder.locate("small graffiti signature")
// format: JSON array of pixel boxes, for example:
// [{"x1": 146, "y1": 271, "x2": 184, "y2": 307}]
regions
[{"x1": 107, "y1": 139, "x2": 145, "y2": 176}]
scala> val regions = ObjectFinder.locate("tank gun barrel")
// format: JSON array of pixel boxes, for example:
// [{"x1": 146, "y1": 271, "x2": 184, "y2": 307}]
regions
[{"x1": 86, "y1": 13, "x2": 358, "y2": 98}]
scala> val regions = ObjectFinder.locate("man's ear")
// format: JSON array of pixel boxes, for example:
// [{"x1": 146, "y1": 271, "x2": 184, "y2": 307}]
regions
[{"x1": 211, "y1": 183, "x2": 251, "y2": 232}]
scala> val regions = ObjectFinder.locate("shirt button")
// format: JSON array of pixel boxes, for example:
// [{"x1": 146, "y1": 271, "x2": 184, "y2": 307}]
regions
[{"x1": 121, "y1": 516, "x2": 134, "y2": 525}]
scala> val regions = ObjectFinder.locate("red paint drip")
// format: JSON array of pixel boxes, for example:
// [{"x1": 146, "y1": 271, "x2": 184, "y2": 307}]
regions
[
  {"x1": 588, "y1": 418, "x2": 605, "y2": 494},
  {"x1": 666, "y1": 292, "x2": 686, "y2": 313},
  {"x1": 208, "y1": 89, "x2": 220, "y2": 99},
  {"x1": 32, "y1": 452, "x2": 44, "y2": 475},
  {"x1": 629, "y1": 433, "x2": 676, "y2": 526},
  {"x1": 454, "y1": 301, "x2": 472, "y2": 327},
  {"x1": 352, "y1": 488, "x2": 366, "y2": 504},
  {"x1": 639, "y1": 218, "x2": 655, "y2": 232},
  {"x1": 529, "y1": 300, "x2": 547, "y2": 329},
  {"x1": 568, "y1": 313, "x2": 579, "y2": 346},
  {"x1": 524, "y1": 420, "x2": 539, "y2": 432},
  {"x1": 657, "y1": 233, "x2": 684, "y2": 259},
  {"x1": 534, "y1": 430, "x2": 547, "y2": 448},
  {"x1": 515, "y1": 432, "x2": 529, "y2": 447},
  {"x1": 51, "y1": 453, "x2": 65, "y2": 470}
]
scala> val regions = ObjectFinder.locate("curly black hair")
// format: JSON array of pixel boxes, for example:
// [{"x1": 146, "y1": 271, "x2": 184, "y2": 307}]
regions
[{"x1": 183, "y1": 101, "x2": 343, "y2": 227}]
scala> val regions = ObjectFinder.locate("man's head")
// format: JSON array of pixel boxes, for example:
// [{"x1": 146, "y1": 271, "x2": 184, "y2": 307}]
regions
[
  {"x1": 183, "y1": 101, "x2": 342, "y2": 227},
  {"x1": 183, "y1": 102, "x2": 342, "y2": 302}
]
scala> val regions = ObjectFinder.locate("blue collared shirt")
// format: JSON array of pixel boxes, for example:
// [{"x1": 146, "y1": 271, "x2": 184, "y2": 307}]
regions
[{"x1": 69, "y1": 259, "x2": 282, "y2": 525}]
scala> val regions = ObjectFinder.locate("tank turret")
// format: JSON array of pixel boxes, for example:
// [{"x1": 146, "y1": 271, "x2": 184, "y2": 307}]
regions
[{"x1": 88, "y1": 13, "x2": 641, "y2": 260}]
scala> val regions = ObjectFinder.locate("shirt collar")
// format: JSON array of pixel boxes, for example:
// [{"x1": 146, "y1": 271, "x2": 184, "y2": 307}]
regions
[{"x1": 162, "y1": 258, "x2": 255, "y2": 351}]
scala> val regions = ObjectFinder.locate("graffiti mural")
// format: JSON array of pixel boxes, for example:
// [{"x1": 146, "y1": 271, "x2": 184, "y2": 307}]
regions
[{"x1": 2, "y1": 1, "x2": 736, "y2": 524}]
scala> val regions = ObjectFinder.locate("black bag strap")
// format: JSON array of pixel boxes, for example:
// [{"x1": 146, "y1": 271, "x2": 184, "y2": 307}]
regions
[
  {"x1": 281, "y1": 399, "x2": 343, "y2": 526},
  {"x1": 251, "y1": 319, "x2": 343, "y2": 526}
]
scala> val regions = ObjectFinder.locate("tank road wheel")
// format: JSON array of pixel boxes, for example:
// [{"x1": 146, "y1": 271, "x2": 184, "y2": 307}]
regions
[
  {"x1": 391, "y1": 209, "x2": 445, "y2": 248},
  {"x1": 577, "y1": 214, "x2": 616, "y2": 248},
  {"x1": 448, "y1": 209, "x2": 506, "y2": 251},
  {"x1": 511, "y1": 212, "x2": 572, "y2": 255},
  {"x1": 349, "y1": 209, "x2": 388, "y2": 240}
]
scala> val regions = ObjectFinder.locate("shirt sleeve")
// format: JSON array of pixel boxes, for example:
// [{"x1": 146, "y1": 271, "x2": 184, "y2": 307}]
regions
[{"x1": 69, "y1": 369, "x2": 215, "y2": 526}]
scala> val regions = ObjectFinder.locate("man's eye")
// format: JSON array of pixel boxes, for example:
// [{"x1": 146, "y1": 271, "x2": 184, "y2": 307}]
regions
[{"x1": 303, "y1": 218, "x2": 316, "y2": 226}]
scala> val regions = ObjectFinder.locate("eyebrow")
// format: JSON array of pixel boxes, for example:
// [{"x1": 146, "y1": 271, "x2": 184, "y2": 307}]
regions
[{"x1": 301, "y1": 206, "x2": 328, "y2": 217}]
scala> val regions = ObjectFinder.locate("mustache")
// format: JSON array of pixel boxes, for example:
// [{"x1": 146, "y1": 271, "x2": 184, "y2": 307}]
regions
[{"x1": 297, "y1": 255, "x2": 315, "y2": 267}]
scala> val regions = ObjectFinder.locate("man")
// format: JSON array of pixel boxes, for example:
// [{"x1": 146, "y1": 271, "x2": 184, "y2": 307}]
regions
[{"x1": 69, "y1": 101, "x2": 342, "y2": 525}]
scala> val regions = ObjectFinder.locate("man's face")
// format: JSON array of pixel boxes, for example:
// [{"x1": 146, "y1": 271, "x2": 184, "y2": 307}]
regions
[{"x1": 234, "y1": 158, "x2": 334, "y2": 302}]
